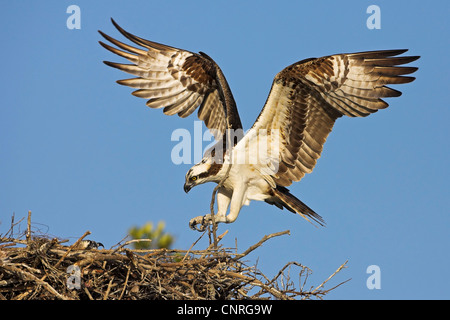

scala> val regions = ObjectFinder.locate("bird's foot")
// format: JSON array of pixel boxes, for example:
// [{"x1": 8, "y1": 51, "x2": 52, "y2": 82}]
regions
[{"x1": 189, "y1": 214, "x2": 214, "y2": 232}]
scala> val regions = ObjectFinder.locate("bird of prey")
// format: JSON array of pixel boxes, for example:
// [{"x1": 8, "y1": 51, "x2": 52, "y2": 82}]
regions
[{"x1": 99, "y1": 19, "x2": 419, "y2": 231}]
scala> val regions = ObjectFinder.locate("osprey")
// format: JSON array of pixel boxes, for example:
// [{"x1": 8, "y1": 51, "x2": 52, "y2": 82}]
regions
[{"x1": 99, "y1": 19, "x2": 419, "y2": 231}]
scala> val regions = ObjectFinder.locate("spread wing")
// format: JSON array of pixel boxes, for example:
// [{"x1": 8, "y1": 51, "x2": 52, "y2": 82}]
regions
[
  {"x1": 99, "y1": 19, "x2": 242, "y2": 140},
  {"x1": 247, "y1": 49, "x2": 419, "y2": 187}
]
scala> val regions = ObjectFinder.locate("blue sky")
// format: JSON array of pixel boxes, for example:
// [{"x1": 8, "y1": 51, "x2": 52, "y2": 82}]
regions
[{"x1": 1, "y1": 1, "x2": 449, "y2": 299}]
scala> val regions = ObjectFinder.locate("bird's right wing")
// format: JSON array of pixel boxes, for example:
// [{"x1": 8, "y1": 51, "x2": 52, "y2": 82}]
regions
[{"x1": 99, "y1": 19, "x2": 242, "y2": 140}]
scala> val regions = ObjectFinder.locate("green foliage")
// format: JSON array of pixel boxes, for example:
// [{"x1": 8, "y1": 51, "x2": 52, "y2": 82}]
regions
[{"x1": 128, "y1": 221, "x2": 174, "y2": 250}]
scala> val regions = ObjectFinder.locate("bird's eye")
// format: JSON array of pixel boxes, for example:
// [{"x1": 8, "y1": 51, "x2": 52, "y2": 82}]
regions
[{"x1": 191, "y1": 176, "x2": 197, "y2": 181}]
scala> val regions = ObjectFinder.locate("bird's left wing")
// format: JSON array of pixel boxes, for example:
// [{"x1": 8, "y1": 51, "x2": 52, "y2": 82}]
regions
[
  {"x1": 242, "y1": 49, "x2": 419, "y2": 187},
  {"x1": 99, "y1": 19, "x2": 242, "y2": 140}
]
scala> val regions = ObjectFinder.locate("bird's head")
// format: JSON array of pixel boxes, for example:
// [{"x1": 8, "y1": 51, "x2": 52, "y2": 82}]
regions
[{"x1": 183, "y1": 157, "x2": 222, "y2": 193}]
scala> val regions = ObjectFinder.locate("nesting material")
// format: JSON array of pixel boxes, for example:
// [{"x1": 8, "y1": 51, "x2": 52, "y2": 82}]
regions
[{"x1": 0, "y1": 216, "x2": 347, "y2": 300}]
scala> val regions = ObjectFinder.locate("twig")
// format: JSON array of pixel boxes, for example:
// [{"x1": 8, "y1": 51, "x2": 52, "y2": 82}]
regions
[
  {"x1": 84, "y1": 287, "x2": 94, "y2": 300},
  {"x1": 4, "y1": 213, "x2": 24, "y2": 239},
  {"x1": 8, "y1": 212, "x2": 16, "y2": 238},
  {"x1": 113, "y1": 239, "x2": 152, "y2": 253},
  {"x1": 53, "y1": 231, "x2": 91, "y2": 269},
  {"x1": 181, "y1": 229, "x2": 207, "y2": 262},
  {"x1": 118, "y1": 266, "x2": 131, "y2": 300},
  {"x1": 103, "y1": 278, "x2": 114, "y2": 300},
  {"x1": 268, "y1": 261, "x2": 305, "y2": 287},
  {"x1": 310, "y1": 260, "x2": 349, "y2": 296},
  {"x1": 209, "y1": 163, "x2": 231, "y2": 248},
  {"x1": 26, "y1": 211, "x2": 32, "y2": 245},
  {"x1": 110, "y1": 234, "x2": 130, "y2": 251},
  {"x1": 236, "y1": 230, "x2": 290, "y2": 259}
]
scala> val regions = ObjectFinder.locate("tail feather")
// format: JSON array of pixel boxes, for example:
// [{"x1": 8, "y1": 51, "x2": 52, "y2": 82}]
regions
[{"x1": 268, "y1": 186, "x2": 325, "y2": 227}]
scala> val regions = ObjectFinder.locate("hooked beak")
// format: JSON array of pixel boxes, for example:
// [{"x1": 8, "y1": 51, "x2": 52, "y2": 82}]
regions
[{"x1": 184, "y1": 182, "x2": 193, "y2": 193}]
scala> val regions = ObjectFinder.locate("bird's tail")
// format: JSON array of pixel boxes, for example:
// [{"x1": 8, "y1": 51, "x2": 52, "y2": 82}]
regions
[{"x1": 270, "y1": 186, "x2": 325, "y2": 227}]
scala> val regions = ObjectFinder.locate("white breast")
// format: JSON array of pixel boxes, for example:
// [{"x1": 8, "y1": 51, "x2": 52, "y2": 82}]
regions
[{"x1": 225, "y1": 163, "x2": 272, "y2": 204}]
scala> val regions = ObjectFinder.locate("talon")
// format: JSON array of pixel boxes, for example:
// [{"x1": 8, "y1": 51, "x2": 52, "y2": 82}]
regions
[
  {"x1": 189, "y1": 217, "x2": 203, "y2": 232},
  {"x1": 189, "y1": 214, "x2": 212, "y2": 232},
  {"x1": 189, "y1": 218, "x2": 197, "y2": 231}
]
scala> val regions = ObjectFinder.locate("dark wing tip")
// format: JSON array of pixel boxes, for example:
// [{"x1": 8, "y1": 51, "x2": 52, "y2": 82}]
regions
[
  {"x1": 97, "y1": 19, "x2": 124, "y2": 38},
  {"x1": 110, "y1": 17, "x2": 120, "y2": 29},
  {"x1": 98, "y1": 40, "x2": 109, "y2": 50},
  {"x1": 98, "y1": 30, "x2": 119, "y2": 46},
  {"x1": 108, "y1": 18, "x2": 143, "y2": 46},
  {"x1": 98, "y1": 18, "x2": 120, "y2": 38},
  {"x1": 103, "y1": 60, "x2": 120, "y2": 69},
  {"x1": 374, "y1": 49, "x2": 409, "y2": 57},
  {"x1": 199, "y1": 51, "x2": 215, "y2": 62},
  {"x1": 385, "y1": 86, "x2": 403, "y2": 97},
  {"x1": 393, "y1": 76, "x2": 416, "y2": 84},
  {"x1": 405, "y1": 67, "x2": 419, "y2": 74}
]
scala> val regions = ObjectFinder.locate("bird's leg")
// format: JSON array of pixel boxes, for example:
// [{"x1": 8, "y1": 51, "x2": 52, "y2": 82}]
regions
[
  {"x1": 223, "y1": 184, "x2": 245, "y2": 224},
  {"x1": 189, "y1": 186, "x2": 246, "y2": 231},
  {"x1": 189, "y1": 188, "x2": 231, "y2": 231}
]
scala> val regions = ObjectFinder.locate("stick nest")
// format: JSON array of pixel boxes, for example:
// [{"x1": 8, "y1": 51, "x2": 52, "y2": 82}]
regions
[{"x1": 0, "y1": 214, "x2": 348, "y2": 300}]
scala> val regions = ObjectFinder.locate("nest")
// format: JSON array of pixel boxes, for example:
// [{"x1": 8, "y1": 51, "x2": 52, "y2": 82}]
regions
[{"x1": 0, "y1": 213, "x2": 348, "y2": 300}]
